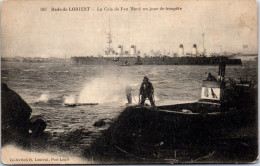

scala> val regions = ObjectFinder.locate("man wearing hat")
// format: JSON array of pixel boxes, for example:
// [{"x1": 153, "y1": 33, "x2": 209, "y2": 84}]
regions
[{"x1": 139, "y1": 76, "x2": 156, "y2": 107}]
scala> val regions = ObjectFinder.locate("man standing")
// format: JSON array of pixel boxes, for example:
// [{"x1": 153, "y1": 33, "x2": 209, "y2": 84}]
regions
[{"x1": 139, "y1": 76, "x2": 155, "y2": 107}]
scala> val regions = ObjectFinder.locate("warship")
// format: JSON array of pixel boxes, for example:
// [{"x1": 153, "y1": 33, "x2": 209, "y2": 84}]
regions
[
  {"x1": 71, "y1": 23, "x2": 242, "y2": 66},
  {"x1": 71, "y1": 54, "x2": 242, "y2": 66}
]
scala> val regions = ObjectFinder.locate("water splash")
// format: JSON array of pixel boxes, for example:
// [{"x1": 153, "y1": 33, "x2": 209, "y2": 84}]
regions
[
  {"x1": 78, "y1": 75, "x2": 138, "y2": 104},
  {"x1": 64, "y1": 95, "x2": 77, "y2": 104},
  {"x1": 36, "y1": 93, "x2": 49, "y2": 103}
]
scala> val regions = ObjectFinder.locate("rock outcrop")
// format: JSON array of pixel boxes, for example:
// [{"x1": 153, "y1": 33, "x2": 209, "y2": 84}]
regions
[
  {"x1": 1, "y1": 83, "x2": 47, "y2": 144},
  {"x1": 2, "y1": 83, "x2": 32, "y2": 144}
]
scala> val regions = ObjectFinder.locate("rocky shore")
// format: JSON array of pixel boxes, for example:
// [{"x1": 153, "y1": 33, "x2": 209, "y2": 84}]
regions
[
  {"x1": 84, "y1": 106, "x2": 258, "y2": 164},
  {"x1": 2, "y1": 104, "x2": 257, "y2": 164}
]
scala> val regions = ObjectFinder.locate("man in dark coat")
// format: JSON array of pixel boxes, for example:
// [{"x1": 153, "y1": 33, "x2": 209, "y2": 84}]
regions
[{"x1": 139, "y1": 76, "x2": 155, "y2": 107}]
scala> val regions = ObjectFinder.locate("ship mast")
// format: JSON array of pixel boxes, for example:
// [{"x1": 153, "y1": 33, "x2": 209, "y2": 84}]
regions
[
  {"x1": 202, "y1": 33, "x2": 205, "y2": 55},
  {"x1": 107, "y1": 17, "x2": 112, "y2": 48},
  {"x1": 201, "y1": 24, "x2": 206, "y2": 56}
]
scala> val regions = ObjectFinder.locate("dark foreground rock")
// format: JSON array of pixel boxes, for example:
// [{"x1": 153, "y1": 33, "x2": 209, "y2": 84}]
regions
[
  {"x1": 1, "y1": 83, "x2": 48, "y2": 146},
  {"x1": 1, "y1": 83, "x2": 32, "y2": 145},
  {"x1": 84, "y1": 106, "x2": 258, "y2": 164},
  {"x1": 94, "y1": 119, "x2": 106, "y2": 127}
]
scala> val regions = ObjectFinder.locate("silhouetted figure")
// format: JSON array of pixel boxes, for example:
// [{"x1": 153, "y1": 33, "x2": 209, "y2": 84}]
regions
[
  {"x1": 125, "y1": 86, "x2": 132, "y2": 104},
  {"x1": 218, "y1": 60, "x2": 226, "y2": 81},
  {"x1": 139, "y1": 76, "x2": 155, "y2": 107},
  {"x1": 207, "y1": 73, "x2": 217, "y2": 81}
]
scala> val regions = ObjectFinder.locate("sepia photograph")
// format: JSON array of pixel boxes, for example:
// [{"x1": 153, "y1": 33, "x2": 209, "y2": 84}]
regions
[{"x1": 1, "y1": 0, "x2": 258, "y2": 164}]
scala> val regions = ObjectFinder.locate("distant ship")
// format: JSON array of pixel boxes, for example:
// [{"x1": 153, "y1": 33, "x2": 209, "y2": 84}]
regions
[
  {"x1": 70, "y1": 55, "x2": 242, "y2": 66},
  {"x1": 71, "y1": 43, "x2": 242, "y2": 66},
  {"x1": 71, "y1": 22, "x2": 242, "y2": 66}
]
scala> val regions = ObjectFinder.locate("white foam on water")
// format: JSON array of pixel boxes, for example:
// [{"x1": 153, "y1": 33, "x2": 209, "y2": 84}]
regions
[
  {"x1": 36, "y1": 93, "x2": 49, "y2": 103},
  {"x1": 131, "y1": 95, "x2": 140, "y2": 104},
  {"x1": 78, "y1": 75, "x2": 137, "y2": 104},
  {"x1": 64, "y1": 95, "x2": 77, "y2": 104},
  {"x1": 23, "y1": 69, "x2": 38, "y2": 72}
]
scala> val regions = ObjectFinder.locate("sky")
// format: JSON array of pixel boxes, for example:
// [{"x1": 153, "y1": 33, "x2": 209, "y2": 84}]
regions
[{"x1": 1, "y1": 0, "x2": 258, "y2": 58}]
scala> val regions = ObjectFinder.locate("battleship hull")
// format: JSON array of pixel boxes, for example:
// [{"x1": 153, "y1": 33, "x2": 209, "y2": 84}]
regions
[{"x1": 71, "y1": 56, "x2": 242, "y2": 65}]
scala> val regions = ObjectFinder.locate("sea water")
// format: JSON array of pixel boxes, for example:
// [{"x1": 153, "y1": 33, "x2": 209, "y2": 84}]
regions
[{"x1": 1, "y1": 61, "x2": 257, "y2": 154}]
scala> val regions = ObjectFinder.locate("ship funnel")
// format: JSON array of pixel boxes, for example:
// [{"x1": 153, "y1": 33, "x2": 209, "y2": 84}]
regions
[
  {"x1": 178, "y1": 44, "x2": 184, "y2": 57},
  {"x1": 192, "y1": 44, "x2": 197, "y2": 56},
  {"x1": 117, "y1": 45, "x2": 123, "y2": 55},
  {"x1": 130, "y1": 45, "x2": 136, "y2": 55}
]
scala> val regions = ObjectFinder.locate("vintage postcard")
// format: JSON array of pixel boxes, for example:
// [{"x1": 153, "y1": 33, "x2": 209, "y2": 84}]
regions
[{"x1": 1, "y1": 0, "x2": 258, "y2": 164}]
